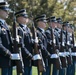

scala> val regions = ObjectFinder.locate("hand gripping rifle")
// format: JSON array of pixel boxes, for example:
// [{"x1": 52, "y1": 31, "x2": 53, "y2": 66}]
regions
[
  {"x1": 51, "y1": 28, "x2": 62, "y2": 69},
  {"x1": 65, "y1": 30, "x2": 72, "y2": 65},
  {"x1": 12, "y1": 2, "x2": 24, "y2": 75},
  {"x1": 31, "y1": 19, "x2": 46, "y2": 73},
  {"x1": 60, "y1": 29, "x2": 68, "y2": 68}
]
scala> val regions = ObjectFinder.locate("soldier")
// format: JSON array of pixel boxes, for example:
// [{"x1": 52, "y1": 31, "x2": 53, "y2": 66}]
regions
[
  {"x1": 0, "y1": 1, "x2": 13, "y2": 75},
  {"x1": 46, "y1": 16, "x2": 62, "y2": 75},
  {"x1": 15, "y1": 9, "x2": 33, "y2": 75},
  {"x1": 70, "y1": 24, "x2": 76, "y2": 75},
  {"x1": 15, "y1": 9, "x2": 41, "y2": 75},
  {"x1": 66, "y1": 24, "x2": 74, "y2": 75},
  {"x1": 34, "y1": 14, "x2": 51, "y2": 75},
  {"x1": 56, "y1": 18, "x2": 66, "y2": 75},
  {"x1": 62, "y1": 22, "x2": 73, "y2": 75}
]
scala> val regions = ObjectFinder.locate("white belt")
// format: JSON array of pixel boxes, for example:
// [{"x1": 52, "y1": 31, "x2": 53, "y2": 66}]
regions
[
  {"x1": 51, "y1": 54, "x2": 59, "y2": 58},
  {"x1": 59, "y1": 52, "x2": 66, "y2": 57},
  {"x1": 33, "y1": 54, "x2": 42, "y2": 60},
  {"x1": 65, "y1": 52, "x2": 70, "y2": 56},
  {"x1": 71, "y1": 52, "x2": 76, "y2": 56},
  {"x1": 59, "y1": 52, "x2": 70, "y2": 57}
]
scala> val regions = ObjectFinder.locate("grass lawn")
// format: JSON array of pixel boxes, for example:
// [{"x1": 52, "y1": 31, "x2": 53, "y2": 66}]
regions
[
  {"x1": 13, "y1": 66, "x2": 38, "y2": 75},
  {"x1": 13, "y1": 66, "x2": 76, "y2": 75}
]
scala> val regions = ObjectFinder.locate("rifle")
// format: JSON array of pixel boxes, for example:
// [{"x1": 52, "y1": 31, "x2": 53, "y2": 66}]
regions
[
  {"x1": 12, "y1": 2, "x2": 24, "y2": 75},
  {"x1": 50, "y1": 28, "x2": 62, "y2": 69},
  {"x1": 65, "y1": 30, "x2": 72, "y2": 65},
  {"x1": 60, "y1": 29, "x2": 68, "y2": 68},
  {"x1": 12, "y1": 14, "x2": 24, "y2": 75},
  {"x1": 31, "y1": 20, "x2": 46, "y2": 73}
]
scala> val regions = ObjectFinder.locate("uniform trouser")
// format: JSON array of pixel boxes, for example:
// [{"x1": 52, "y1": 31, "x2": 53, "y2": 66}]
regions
[
  {"x1": 66, "y1": 65, "x2": 71, "y2": 75},
  {"x1": 0, "y1": 67, "x2": 12, "y2": 75},
  {"x1": 23, "y1": 66, "x2": 32, "y2": 75},
  {"x1": 42, "y1": 66, "x2": 51, "y2": 75},
  {"x1": 59, "y1": 68, "x2": 65, "y2": 75},
  {"x1": 52, "y1": 65, "x2": 59, "y2": 75},
  {"x1": 66, "y1": 60, "x2": 75, "y2": 75},
  {"x1": 71, "y1": 60, "x2": 75, "y2": 75}
]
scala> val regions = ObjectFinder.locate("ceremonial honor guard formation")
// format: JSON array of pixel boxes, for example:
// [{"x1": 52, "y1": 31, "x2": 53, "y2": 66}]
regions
[{"x1": 0, "y1": 1, "x2": 76, "y2": 75}]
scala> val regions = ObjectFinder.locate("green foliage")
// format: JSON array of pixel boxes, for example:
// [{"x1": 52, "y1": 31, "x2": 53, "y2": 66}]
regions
[
  {"x1": 8, "y1": 0, "x2": 76, "y2": 21},
  {"x1": 7, "y1": 0, "x2": 76, "y2": 27}
]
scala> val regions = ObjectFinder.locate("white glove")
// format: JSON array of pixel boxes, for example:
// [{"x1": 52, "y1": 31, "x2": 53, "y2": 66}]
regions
[
  {"x1": 51, "y1": 54, "x2": 59, "y2": 58},
  {"x1": 67, "y1": 41, "x2": 70, "y2": 45},
  {"x1": 11, "y1": 53, "x2": 20, "y2": 60},
  {"x1": 32, "y1": 54, "x2": 41, "y2": 60},
  {"x1": 62, "y1": 42, "x2": 65, "y2": 46},
  {"x1": 35, "y1": 37, "x2": 38, "y2": 43},
  {"x1": 16, "y1": 35, "x2": 19, "y2": 43},
  {"x1": 53, "y1": 39, "x2": 56, "y2": 44}
]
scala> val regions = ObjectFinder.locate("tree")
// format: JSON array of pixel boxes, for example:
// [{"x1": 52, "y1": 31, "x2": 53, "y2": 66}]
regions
[{"x1": 6, "y1": 0, "x2": 76, "y2": 26}]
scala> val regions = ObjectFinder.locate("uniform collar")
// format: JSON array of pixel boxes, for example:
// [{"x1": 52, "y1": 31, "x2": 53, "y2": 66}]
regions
[
  {"x1": 19, "y1": 24, "x2": 27, "y2": 28},
  {"x1": 40, "y1": 28, "x2": 45, "y2": 33},
  {"x1": 38, "y1": 27, "x2": 45, "y2": 33},
  {"x1": 63, "y1": 30, "x2": 66, "y2": 34},
  {"x1": 48, "y1": 27, "x2": 55, "y2": 32},
  {"x1": 0, "y1": 18, "x2": 5, "y2": 24},
  {"x1": 22, "y1": 24, "x2": 27, "y2": 28},
  {"x1": 68, "y1": 32, "x2": 72, "y2": 36},
  {"x1": 55, "y1": 28, "x2": 61, "y2": 32}
]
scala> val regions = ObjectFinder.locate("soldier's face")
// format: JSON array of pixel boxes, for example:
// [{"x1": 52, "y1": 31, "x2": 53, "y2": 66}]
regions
[
  {"x1": 17, "y1": 17, "x2": 29, "y2": 24},
  {"x1": 57, "y1": 23, "x2": 62, "y2": 29},
  {"x1": 68, "y1": 27, "x2": 72, "y2": 33},
  {"x1": 0, "y1": 9, "x2": 9, "y2": 19},
  {"x1": 63, "y1": 26, "x2": 68, "y2": 31},
  {"x1": 51, "y1": 22, "x2": 57, "y2": 28},
  {"x1": 25, "y1": 18, "x2": 29, "y2": 24},
  {"x1": 38, "y1": 21, "x2": 46, "y2": 29}
]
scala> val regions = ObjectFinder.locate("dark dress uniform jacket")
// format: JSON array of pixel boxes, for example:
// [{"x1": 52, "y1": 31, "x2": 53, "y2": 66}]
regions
[
  {"x1": 45, "y1": 27, "x2": 59, "y2": 64},
  {"x1": 37, "y1": 27, "x2": 50, "y2": 66},
  {"x1": 0, "y1": 21, "x2": 13, "y2": 68},
  {"x1": 45, "y1": 27, "x2": 58, "y2": 53},
  {"x1": 18, "y1": 24, "x2": 33, "y2": 67}
]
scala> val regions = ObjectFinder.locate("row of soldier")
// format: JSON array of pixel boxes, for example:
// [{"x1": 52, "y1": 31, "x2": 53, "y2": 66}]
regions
[{"x1": 0, "y1": 1, "x2": 76, "y2": 75}]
